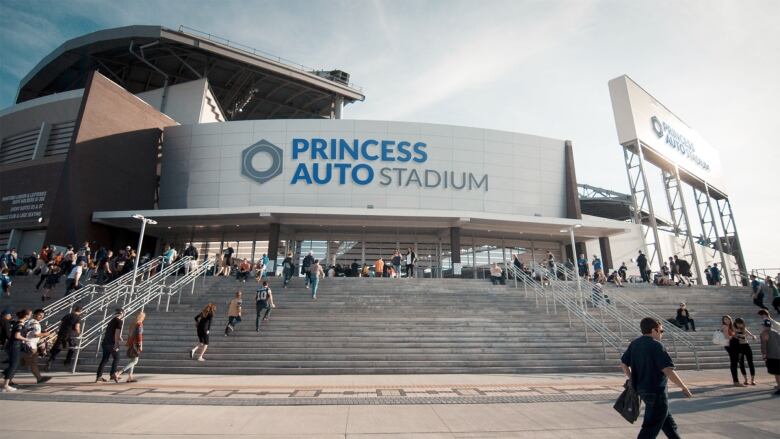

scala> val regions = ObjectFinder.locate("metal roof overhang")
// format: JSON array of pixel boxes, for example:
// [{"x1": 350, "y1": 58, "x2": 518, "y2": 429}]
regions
[
  {"x1": 92, "y1": 207, "x2": 631, "y2": 242},
  {"x1": 17, "y1": 25, "x2": 364, "y2": 120}
]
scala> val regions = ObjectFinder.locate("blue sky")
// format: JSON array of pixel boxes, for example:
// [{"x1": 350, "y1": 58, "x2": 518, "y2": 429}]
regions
[{"x1": 1, "y1": 0, "x2": 778, "y2": 269}]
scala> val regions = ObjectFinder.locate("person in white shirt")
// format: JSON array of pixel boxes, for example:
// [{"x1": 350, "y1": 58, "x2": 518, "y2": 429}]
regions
[
  {"x1": 65, "y1": 260, "x2": 85, "y2": 296},
  {"x1": 23, "y1": 309, "x2": 52, "y2": 384}
]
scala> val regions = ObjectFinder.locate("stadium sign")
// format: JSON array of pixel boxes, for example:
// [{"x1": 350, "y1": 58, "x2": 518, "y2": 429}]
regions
[
  {"x1": 608, "y1": 75, "x2": 725, "y2": 192},
  {"x1": 243, "y1": 138, "x2": 489, "y2": 191}
]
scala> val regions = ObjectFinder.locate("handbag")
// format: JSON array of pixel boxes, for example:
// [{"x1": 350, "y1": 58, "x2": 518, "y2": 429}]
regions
[
  {"x1": 126, "y1": 344, "x2": 139, "y2": 358},
  {"x1": 712, "y1": 329, "x2": 728, "y2": 346},
  {"x1": 613, "y1": 379, "x2": 640, "y2": 423}
]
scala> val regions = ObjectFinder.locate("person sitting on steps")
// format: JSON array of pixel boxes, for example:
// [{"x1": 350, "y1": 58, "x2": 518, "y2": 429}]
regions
[{"x1": 675, "y1": 303, "x2": 696, "y2": 331}]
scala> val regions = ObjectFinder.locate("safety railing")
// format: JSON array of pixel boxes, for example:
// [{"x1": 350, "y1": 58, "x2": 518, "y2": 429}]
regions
[
  {"x1": 159, "y1": 257, "x2": 214, "y2": 312},
  {"x1": 39, "y1": 256, "x2": 188, "y2": 372},
  {"x1": 41, "y1": 257, "x2": 184, "y2": 348},
  {"x1": 505, "y1": 265, "x2": 624, "y2": 360},
  {"x1": 41, "y1": 256, "x2": 164, "y2": 328},
  {"x1": 66, "y1": 256, "x2": 208, "y2": 373},
  {"x1": 551, "y1": 263, "x2": 699, "y2": 369}
]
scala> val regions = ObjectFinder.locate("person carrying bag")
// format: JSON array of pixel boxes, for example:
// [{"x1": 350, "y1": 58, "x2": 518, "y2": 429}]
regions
[{"x1": 613, "y1": 378, "x2": 640, "y2": 423}]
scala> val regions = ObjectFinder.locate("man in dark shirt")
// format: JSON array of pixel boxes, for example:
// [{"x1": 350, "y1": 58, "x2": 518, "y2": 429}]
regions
[
  {"x1": 47, "y1": 306, "x2": 83, "y2": 369},
  {"x1": 636, "y1": 251, "x2": 649, "y2": 283},
  {"x1": 96, "y1": 308, "x2": 124, "y2": 382},
  {"x1": 621, "y1": 317, "x2": 692, "y2": 438}
]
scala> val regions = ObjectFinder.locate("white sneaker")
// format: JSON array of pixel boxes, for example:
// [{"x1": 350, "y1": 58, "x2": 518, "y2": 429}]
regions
[
  {"x1": 1, "y1": 386, "x2": 17, "y2": 392},
  {"x1": 197, "y1": 357, "x2": 205, "y2": 362}
]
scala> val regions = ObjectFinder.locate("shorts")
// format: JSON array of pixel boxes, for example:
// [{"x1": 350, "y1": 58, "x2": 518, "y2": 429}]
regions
[
  {"x1": 766, "y1": 358, "x2": 780, "y2": 375},
  {"x1": 197, "y1": 329, "x2": 209, "y2": 345}
]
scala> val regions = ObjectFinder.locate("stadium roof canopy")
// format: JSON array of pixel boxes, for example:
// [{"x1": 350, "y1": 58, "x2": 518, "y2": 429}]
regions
[
  {"x1": 16, "y1": 25, "x2": 365, "y2": 120},
  {"x1": 578, "y1": 184, "x2": 671, "y2": 228}
]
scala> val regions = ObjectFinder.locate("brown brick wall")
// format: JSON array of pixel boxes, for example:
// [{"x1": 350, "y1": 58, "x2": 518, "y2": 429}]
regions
[{"x1": 45, "y1": 72, "x2": 177, "y2": 248}]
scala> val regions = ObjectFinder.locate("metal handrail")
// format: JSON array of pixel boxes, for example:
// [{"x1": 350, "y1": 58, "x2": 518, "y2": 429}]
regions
[
  {"x1": 42, "y1": 256, "x2": 163, "y2": 321},
  {"x1": 552, "y1": 263, "x2": 699, "y2": 369},
  {"x1": 41, "y1": 257, "x2": 184, "y2": 345},
  {"x1": 506, "y1": 265, "x2": 624, "y2": 359},
  {"x1": 67, "y1": 257, "x2": 197, "y2": 372}
]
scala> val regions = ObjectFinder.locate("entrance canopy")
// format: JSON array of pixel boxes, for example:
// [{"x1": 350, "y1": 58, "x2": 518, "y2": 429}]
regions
[{"x1": 92, "y1": 206, "x2": 630, "y2": 242}]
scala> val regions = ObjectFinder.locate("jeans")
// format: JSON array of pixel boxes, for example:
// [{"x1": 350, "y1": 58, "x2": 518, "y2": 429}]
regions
[
  {"x1": 225, "y1": 316, "x2": 241, "y2": 335},
  {"x1": 676, "y1": 317, "x2": 695, "y2": 331},
  {"x1": 726, "y1": 340, "x2": 740, "y2": 382},
  {"x1": 283, "y1": 269, "x2": 292, "y2": 287},
  {"x1": 122, "y1": 356, "x2": 140, "y2": 375},
  {"x1": 96, "y1": 270, "x2": 109, "y2": 285},
  {"x1": 753, "y1": 293, "x2": 767, "y2": 310},
  {"x1": 738, "y1": 343, "x2": 755, "y2": 378},
  {"x1": 491, "y1": 276, "x2": 501, "y2": 285},
  {"x1": 393, "y1": 264, "x2": 401, "y2": 278},
  {"x1": 773, "y1": 297, "x2": 780, "y2": 314},
  {"x1": 36, "y1": 274, "x2": 47, "y2": 289},
  {"x1": 639, "y1": 266, "x2": 649, "y2": 283},
  {"x1": 237, "y1": 271, "x2": 250, "y2": 281},
  {"x1": 638, "y1": 391, "x2": 679, "y2": 438},
  {"x1": 311, "y1": 276, "x2": 320, "y2": 298},
  {"x1": 3, "y1": 344, "x2": 21, "y2": 381},
  {"x1": 65, "y1": 279, "x2": 80, "y2": 295},
  {"x1": 406, "y1": 264, "x2": 414, "y2": 278},
  {"x1": 255, "y1": 302, "x2": 272, "y2": 329},
  {"x1": 304, "y1": 269, "x2": 311, "y2": 286},
  {"x1": 97, "y1": 345, "x2": 119, "y2": 379},
  {"x1": 49, "y1": 336, "x2": 76, "y2": 364}
]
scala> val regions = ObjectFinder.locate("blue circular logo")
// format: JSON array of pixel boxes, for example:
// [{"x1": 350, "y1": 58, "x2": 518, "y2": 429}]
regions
[{"x1": 241, "y1": 139, "x2": 283, "y2": 184}]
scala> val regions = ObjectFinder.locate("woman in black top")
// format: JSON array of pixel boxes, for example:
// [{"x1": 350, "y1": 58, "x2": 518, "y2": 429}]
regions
[
  {"x1": 190, "y1": 303, "x2": 215, "y2": 362},
  {"x1": 734, "y1": 317, "x2": 757, "y2": 386},
  {"x1": 2, "y1": 309, "x2": 31, "y2": 392}
]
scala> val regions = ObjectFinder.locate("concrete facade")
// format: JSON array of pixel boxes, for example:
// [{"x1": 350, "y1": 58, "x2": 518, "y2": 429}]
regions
[{"x1": 159, "y1": 120, "x2": 569, "y2": 217}]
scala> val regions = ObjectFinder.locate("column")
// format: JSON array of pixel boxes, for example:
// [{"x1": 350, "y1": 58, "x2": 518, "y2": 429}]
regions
[
  {"x1": 599, "y1": 237, "x2": 613, "y2": 272},
  {"x1": 450, "y1": 227, "x2": 461, "y2": 277},
  {"x1": 267, "y1": 223, "x2": 280, "y2": 275}
]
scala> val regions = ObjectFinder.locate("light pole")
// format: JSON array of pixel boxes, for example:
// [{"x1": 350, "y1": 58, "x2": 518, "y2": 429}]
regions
[
  {"x1": 560, "y1": 224, "x2": 583, "y2": 307},
  {"x1": 130, "y1": 214, "x2": 157, "y2": 300}
]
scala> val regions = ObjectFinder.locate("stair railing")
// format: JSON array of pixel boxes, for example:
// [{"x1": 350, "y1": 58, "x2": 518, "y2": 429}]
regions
[
  {"x1": 505, "y1": 264, "x2": 624, "y2": 360},
  {"x1": 42, "y1": 256, "x2": 164, "y2": 325},
  {"x1": 551, "y1": 263, "x2": 699, "y2": 369},
  {"x1": 63, "y1": 256, "x2": 192, "y2": 372}
]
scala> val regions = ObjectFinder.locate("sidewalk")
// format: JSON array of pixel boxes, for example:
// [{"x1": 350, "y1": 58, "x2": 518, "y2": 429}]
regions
[{"x1": 0, "y1": 370, "x2": 778, "y2": 437}]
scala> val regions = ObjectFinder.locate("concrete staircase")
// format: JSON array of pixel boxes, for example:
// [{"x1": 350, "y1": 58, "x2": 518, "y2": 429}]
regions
[
  {"x1": 597, "y1": 284, "x2": 766, "y2": 370},
  {"x1": 0, "y1": 274, "x2": 767, "y2": 375},
  {"x1": 79, "y1": 276, "x2": 617, "y2": 374}
]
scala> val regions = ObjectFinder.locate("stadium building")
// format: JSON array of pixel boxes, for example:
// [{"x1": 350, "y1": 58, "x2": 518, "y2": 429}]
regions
[{"x1": 0, "y1": 25, "x2": 745, "y2": 282}]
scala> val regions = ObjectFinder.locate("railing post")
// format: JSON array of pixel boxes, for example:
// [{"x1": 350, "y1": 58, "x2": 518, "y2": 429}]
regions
[
  {"x1": 71, "y1": 335, "x2": 83, "y2": 374},
  {"x1": 584, "y1": 323, "x2": 589, "y2": 343},
  {"x1": 544, "y1": 290, "x2": 549, "y2": 314}
]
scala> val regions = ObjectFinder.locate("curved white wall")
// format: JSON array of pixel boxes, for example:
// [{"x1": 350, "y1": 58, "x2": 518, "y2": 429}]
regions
[{"x1": 159, "y1": 120, "x2": 568, "y2": 218}]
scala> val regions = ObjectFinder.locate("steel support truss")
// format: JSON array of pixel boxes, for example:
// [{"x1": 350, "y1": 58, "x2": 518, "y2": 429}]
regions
[
  {"x1": 716, "y1": 197, "x2": 748, "y2": 284},
  {"x1": 623, "y1": 144, "x2": 663, "y2": 270},
  {"x1": 662, "y1": 167, "x2": 702, "y2": 283},
  {"x1": 692, "y1": 185, "x2": 731, "y2": 286}
]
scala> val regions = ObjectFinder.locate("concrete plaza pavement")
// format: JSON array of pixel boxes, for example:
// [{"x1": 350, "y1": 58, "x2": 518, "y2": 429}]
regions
[{"x1": 0, "y1": 370, "x2": 778, "y2": 438}]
